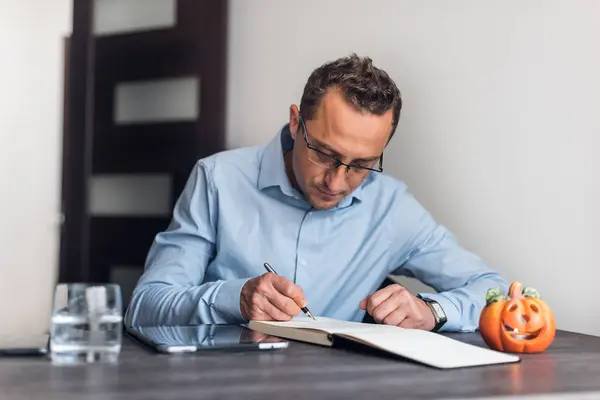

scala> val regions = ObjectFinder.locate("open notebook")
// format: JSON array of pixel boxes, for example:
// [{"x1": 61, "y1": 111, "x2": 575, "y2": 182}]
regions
[{"x1": 249, "y1": 317, "x2": 520, "y2": 369}]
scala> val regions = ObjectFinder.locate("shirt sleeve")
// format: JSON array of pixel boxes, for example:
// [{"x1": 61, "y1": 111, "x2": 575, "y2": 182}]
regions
[
  {"x1": 390, "y1": 189, "x2": 509, "y2": 332},
  {"x1": 124, "y1": 161, "x2": 250, "y2": 327}
]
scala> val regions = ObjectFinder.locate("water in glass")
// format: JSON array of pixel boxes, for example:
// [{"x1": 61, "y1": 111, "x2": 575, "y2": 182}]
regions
[{"x1": 50, "y1": 284, "x2": 123, "y2": 365}]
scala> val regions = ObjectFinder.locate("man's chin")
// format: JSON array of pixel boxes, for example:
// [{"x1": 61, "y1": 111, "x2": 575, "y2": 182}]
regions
[
  {"x1": 308, "y1": 191, "x2": 345, "y2": 210},
  {"x1": 310, "y1": 200, "x2": 338, "y2": 210}
]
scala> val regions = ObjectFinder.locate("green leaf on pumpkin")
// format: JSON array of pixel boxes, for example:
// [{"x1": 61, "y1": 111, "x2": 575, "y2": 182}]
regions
[
  {"x1": 485, "y1": 287, "x2": 507, "y2": 304},
  {"x1": 522, "y1": 286, "x2": 540, "y2": 298}
]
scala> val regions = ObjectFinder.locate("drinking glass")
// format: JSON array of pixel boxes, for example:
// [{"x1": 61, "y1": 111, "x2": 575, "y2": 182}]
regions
[{"x1": 50, "y1": 283, "x2": 123, "y2": 365}]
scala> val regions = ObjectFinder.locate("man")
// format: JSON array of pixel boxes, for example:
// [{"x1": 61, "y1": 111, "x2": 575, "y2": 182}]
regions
[{"x1": 125, "y1": 54, "x2": 508, "y2": 332}]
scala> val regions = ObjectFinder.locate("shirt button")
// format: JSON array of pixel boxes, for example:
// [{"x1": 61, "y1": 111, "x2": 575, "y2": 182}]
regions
[{"x1": 300, "y1": 259, "x2": 307, "y2": 266}]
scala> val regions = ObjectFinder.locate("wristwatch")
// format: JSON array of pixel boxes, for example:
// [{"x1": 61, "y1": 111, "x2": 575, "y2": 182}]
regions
[{"x1": 417, "y1": 295, "x2": 447, "y2": 332}]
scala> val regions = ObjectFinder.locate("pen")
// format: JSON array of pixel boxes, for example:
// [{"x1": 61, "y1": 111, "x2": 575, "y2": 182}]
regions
[{"x1": 263, "y1": 262, "x2": 316, "y2": 320}]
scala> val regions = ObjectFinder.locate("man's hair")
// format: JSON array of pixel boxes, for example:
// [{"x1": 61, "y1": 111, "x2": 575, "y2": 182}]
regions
[{"x1": 299, "y1": 53, "x2": 402, "y2": 140}]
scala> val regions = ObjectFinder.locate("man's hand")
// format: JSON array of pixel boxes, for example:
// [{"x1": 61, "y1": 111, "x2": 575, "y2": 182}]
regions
[
  {"x1": 240, "y1": 273, "x2": 307, "y2": 321},
  {"x1": 359, "y1": 284, "x2": 435, "y2": 330}
]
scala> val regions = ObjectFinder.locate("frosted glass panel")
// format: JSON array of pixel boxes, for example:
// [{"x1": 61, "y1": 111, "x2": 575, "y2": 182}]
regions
[
  {"x1": 115, "y1": 77, "x2": 199, "y2": 124},
  {"x1": 94, "y1": 0, "x2": 177, "y2": 36},
  {"x1": 89, "y1": 175, "x2": 172, "y2": 216}
]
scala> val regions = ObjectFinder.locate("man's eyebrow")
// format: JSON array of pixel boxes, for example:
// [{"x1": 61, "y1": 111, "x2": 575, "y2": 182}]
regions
[
  {"x1": 354, "y1": 155, "x2": 381, "y2": 163},
  {"x1": 312, "y1": 138, "x2": 341, "y2": 155},
  {"x1": 312, "y1": 138, "x2": 380, "y2": 163}
]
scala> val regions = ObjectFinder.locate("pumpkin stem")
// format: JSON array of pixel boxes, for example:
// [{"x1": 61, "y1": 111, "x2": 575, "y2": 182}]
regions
[
  {"x1": 485, "y1": 287, "x2": 507, "y2": 305},
  {"x1": 522, "y1": 286, "x2": 541, "y2": 298},
  {"x1": 508, "y1": 281, "x2": 524, "y2": 299}
]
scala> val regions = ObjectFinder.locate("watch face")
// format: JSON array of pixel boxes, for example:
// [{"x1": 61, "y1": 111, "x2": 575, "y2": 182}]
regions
[{"x1": 430, "y1": 302, "x2": 445, "y2": 318}]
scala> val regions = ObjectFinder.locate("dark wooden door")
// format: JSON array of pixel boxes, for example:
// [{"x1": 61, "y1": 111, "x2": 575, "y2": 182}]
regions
[{"x1": 60, "y1": 0, "x2": 228, "y2": 303}]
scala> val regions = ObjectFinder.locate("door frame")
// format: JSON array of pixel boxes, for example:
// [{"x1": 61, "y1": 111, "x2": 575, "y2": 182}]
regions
[{"x1": 59, "y1": 0, "x2": 95, "y2": 283}]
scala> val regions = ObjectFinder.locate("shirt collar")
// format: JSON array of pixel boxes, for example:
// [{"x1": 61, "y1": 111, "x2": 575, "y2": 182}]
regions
[
  {"x1": 257, "y1": 124, "x2": 374, "y2": 207},
  {"x1": 257, "y1": 124, "x2": 297, "y2": 198}
]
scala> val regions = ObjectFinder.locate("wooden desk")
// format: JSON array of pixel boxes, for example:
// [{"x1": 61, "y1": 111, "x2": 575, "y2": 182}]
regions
[{"x1": 1, "y1": 330, "x2": 599, "y2": 399}]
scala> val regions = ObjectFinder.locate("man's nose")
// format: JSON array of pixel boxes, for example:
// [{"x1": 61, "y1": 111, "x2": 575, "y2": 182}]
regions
[{"x1": 324, "y1": 166, "x2": 348, "y2": 193}]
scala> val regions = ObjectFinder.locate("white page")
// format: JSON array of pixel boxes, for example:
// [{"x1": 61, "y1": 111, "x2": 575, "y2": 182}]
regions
[
  {"x1": 346, "y1": 328, "x2": 520, "y2": 369},
  {"x1": 263, "y1": 316, "x2": 373, "y2": 333},
  {"x1": 260, "y1": 317, "x2": 520, "y2": 369}
]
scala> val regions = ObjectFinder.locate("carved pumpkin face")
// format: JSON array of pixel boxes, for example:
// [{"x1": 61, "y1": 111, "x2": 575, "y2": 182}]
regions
[{"x1": 479, "y1": 281, "x2": 556, "y2": 353}]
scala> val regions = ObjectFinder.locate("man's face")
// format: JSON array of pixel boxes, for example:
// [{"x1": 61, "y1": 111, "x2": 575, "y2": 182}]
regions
[{"x1": 288, "y1": 89, "x2": 393, "y2": 210}]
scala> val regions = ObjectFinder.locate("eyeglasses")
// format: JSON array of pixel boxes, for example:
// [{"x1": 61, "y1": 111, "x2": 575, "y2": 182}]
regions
[{"x1": 299, "y1": 116, "x2": 384, "y2": 178}]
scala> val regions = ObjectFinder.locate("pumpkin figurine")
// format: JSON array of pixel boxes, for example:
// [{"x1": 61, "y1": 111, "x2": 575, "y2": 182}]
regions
[{"x1": 479, "y1": 281, "x2": 556, "y2": 353}]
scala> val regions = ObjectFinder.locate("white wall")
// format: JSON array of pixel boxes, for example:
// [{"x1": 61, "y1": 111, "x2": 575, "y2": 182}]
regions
[
  {"x1": 19, "y1": 0, "x2": 596, "y2": 336},
  {"x1": 227, "y1": 0, "x2": 600, "y2": 336},
  {"x1": 0, "y1": 0, "x2": 71, "y2": 326}
]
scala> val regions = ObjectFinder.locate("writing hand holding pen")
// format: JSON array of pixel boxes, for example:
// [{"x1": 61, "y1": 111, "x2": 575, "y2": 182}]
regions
[
  {"x1": 263, "y1": 263, "x2": 315, "y2": 320},
  {"x1": 239, "y1": 262, "x2": 316, "y2": 321}
]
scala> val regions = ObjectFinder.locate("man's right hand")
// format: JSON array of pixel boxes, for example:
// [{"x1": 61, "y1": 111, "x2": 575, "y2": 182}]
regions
[{"x1": 240, "y1": 273, "x2": 307, "y2": 321}]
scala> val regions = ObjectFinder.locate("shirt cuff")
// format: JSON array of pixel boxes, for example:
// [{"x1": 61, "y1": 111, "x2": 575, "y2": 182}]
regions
[
  {"x1": 417, "y1": 292, "x2": 462, "y2": 332},
  {"x1": 213, "y1": 278, "x2": 251, "y2": 323}
]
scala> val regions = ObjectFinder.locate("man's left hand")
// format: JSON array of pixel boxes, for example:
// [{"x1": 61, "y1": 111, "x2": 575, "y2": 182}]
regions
[{"x1": 359, "y1": 284, "x2": 435, "y2": 330}]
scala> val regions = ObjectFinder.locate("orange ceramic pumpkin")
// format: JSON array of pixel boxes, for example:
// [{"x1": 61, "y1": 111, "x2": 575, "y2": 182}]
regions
[{"x1": 479, "y1": 281, "x2": 556, "y2": 353}]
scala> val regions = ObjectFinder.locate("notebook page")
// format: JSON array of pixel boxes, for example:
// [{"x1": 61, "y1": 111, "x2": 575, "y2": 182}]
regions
[
  {"x1": 343, "y1": 327, "x2": 520, "y2": 369},
  {"x1": 260, "y1": 316, "x2": 374, "y2": 334}
]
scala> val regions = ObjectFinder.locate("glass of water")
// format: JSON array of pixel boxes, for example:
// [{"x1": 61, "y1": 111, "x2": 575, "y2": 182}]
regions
[{"x1": 50, "y1": 283, "x2": 123, "y2": 365}]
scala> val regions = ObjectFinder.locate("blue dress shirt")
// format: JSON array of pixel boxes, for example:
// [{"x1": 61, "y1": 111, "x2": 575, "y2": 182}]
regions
[{"x1": 125, "y1": 124, "x2": 509, "y2": 332}]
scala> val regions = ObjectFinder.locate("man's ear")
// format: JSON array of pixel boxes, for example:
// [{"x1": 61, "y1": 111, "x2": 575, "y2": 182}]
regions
[{"x1": 289, "y1": 104, "x2": 300, "y2": 140}]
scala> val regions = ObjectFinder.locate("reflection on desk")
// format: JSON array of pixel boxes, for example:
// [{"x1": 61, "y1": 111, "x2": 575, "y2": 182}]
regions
[{"x1": 128, "y1": 324, "x2": 247, "y2": 346}]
